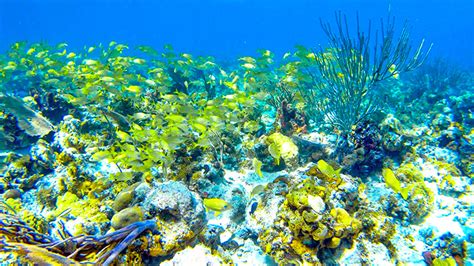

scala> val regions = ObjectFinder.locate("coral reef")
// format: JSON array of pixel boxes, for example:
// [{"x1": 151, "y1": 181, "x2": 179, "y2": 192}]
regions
[
  {"x1": 0, "y1": 36, "x2": 471, "y2": 265},
  {"x1": 255, "y1": 163, "x2": 365, "y2": 265},
  {"x1": 141, "y1": 181, "x2": 207, "y2": 259}
]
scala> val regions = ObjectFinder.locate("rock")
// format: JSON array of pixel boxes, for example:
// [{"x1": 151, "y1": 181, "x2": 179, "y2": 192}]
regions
[
  {"x1": 220, "y1": 230, "x2": 233, "y2": 244},
  {"x1": 3, "y1": 189, "x2": 22, "y2": 199},
  {"x1": 380, "y1": 114, "x2": 404, "y2": 134},
  {"x1": 339, "y1": 237, "x2": 392, "y2": 265},
  {"x1": 134, "y1": 182, "x2": 151, "y2": 200},
  {"x1": 254, "y1": 143, "x2": 286, "y2": 172},
  {"x1": 111, "y1": 206, "x2": 144, "y2": 230},
  {"x1": 30, "y1": 140, "x2": 55, "y2": 170},
  {"x1": 142, "y1": 181, "x2": 206, "y2": 251},
  {"x1": 227, "y1": 184, "x2": 247, "y2": 222},
  {"x1": 308, "y1": 195, "x2": 325, "y2": 213},
  {"x1": 231, "y1": 239, "x2": 276, "y2": 266},
  {"x1": 201, "y1": 224, "x2": 224, "y2": 250},
  {"x1": 383, "y1": 132, "x2": 404, "y2": 152},
  {"x1": 432, "y1": 113, "x2": 452, "y2": 130},
  {"x1": 112, "y1": 190, "x2": 134, "y2": 211}
]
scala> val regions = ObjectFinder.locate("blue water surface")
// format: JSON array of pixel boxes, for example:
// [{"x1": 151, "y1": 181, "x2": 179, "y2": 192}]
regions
[{"x1": 0, "y1": 0, "x2": 472, "y2": 67}]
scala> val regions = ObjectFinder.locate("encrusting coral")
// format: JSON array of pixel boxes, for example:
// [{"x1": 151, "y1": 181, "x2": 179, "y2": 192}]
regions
[{"x1": 257, "y1": 162, "x2": 363, "y2": 265}]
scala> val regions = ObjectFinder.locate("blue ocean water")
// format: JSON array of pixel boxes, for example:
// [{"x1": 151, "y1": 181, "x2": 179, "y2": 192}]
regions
[{"x1": 1, "y1": 0, "x2": 473, "y2": 67}]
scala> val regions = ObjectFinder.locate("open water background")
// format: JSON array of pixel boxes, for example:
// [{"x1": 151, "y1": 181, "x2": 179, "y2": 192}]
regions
[{"x1": 0, "y1": 0, "x2": 473, "y2": 67}]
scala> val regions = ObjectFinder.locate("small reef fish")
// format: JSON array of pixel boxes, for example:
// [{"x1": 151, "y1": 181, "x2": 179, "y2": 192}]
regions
[
  {"x1": 250, "y1": 185, "x2": 265, "y2": 198},
  {"x1": 389, "y1": 64, "x2": 399, "y2": 79},
  {"x1": 203, "y1": 198, "x2": 231, "y2": 216},
  {"x1": 317, "y1": 159, "x2": 341, "y2": 179},
  {"x1": 99, "y1": 107, "x2": 131, "y2": 130},
  {"x1": 382, "y1": 168, "x2": 401, "y2": 192},
  {"x1": 252, "y1": 158, "x2": 263, "y2": 177},
  {"x1": 249, "y1": 201, "x2": 258, "y2": 215},
  {"x1": 382, "y1": 168, "x2": 409, "y2": 200}
]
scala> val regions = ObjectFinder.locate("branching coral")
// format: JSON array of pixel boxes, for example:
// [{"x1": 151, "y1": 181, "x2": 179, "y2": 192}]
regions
[
  {"x1": 0, "y1": 212, "x2": 157, "y2": 265},
  {"x1": 0, "y1": 213, "x2": 53, "y2": 245},
  {"x1": 300, "y1": 12, "x2": 431, "y2": 133}
]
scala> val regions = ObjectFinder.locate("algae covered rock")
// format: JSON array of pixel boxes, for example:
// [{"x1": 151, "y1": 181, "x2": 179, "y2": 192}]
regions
[
  {"x1": 111, "y1": 206, "x2": 144, "y2": 230},
  {"x1": 112, "y1": 182, "x2": 141, "y2": 211},
  {"x1": 3, "y1": 189, "x2": 21, "y2": 199},
  {"x1": 112, "y1": 190, "x2": 134, "y2": 211},
  {"x1": 142, "y1": 181, "x2": 206, "y2": 255}
]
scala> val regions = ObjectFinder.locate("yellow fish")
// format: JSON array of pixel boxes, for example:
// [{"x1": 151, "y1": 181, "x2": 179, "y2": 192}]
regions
[
  {"x1": 26, "y1": 47, "x2": 35, "y2": 55},
  {"x1": 242, "y1": 63, "x2": 256, "y2": 69},
  {"x1": 382, "y1": 168, "x2": 401, "y2": 192},
  {"x1": 388, "y1": 64, "x2": 399, "y2": 79},
  {"x1": 306, "y1": 52, "x2": 316, "y2": 59},
  {"x1": 252, "y1": 158, "x2": 263, "y2": 177},
  {"x1": 132, "y1": 58, "x2": 146, "y2": 64},
  {"x1": 382, "y1": 168, "x2": 409, "y2": 199},
  {"x1": 203, "y1": 198, "x2": 231, "y2": 216},
  {"x1": 317, "y1": 159, "x2": 341, "y2": 179},
  {"x1": 250, "y1": 185, "x2": 265, "y2": 198},
  {"x1": 124, "y1": 85, "x2": 142, "y2": 93}
]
